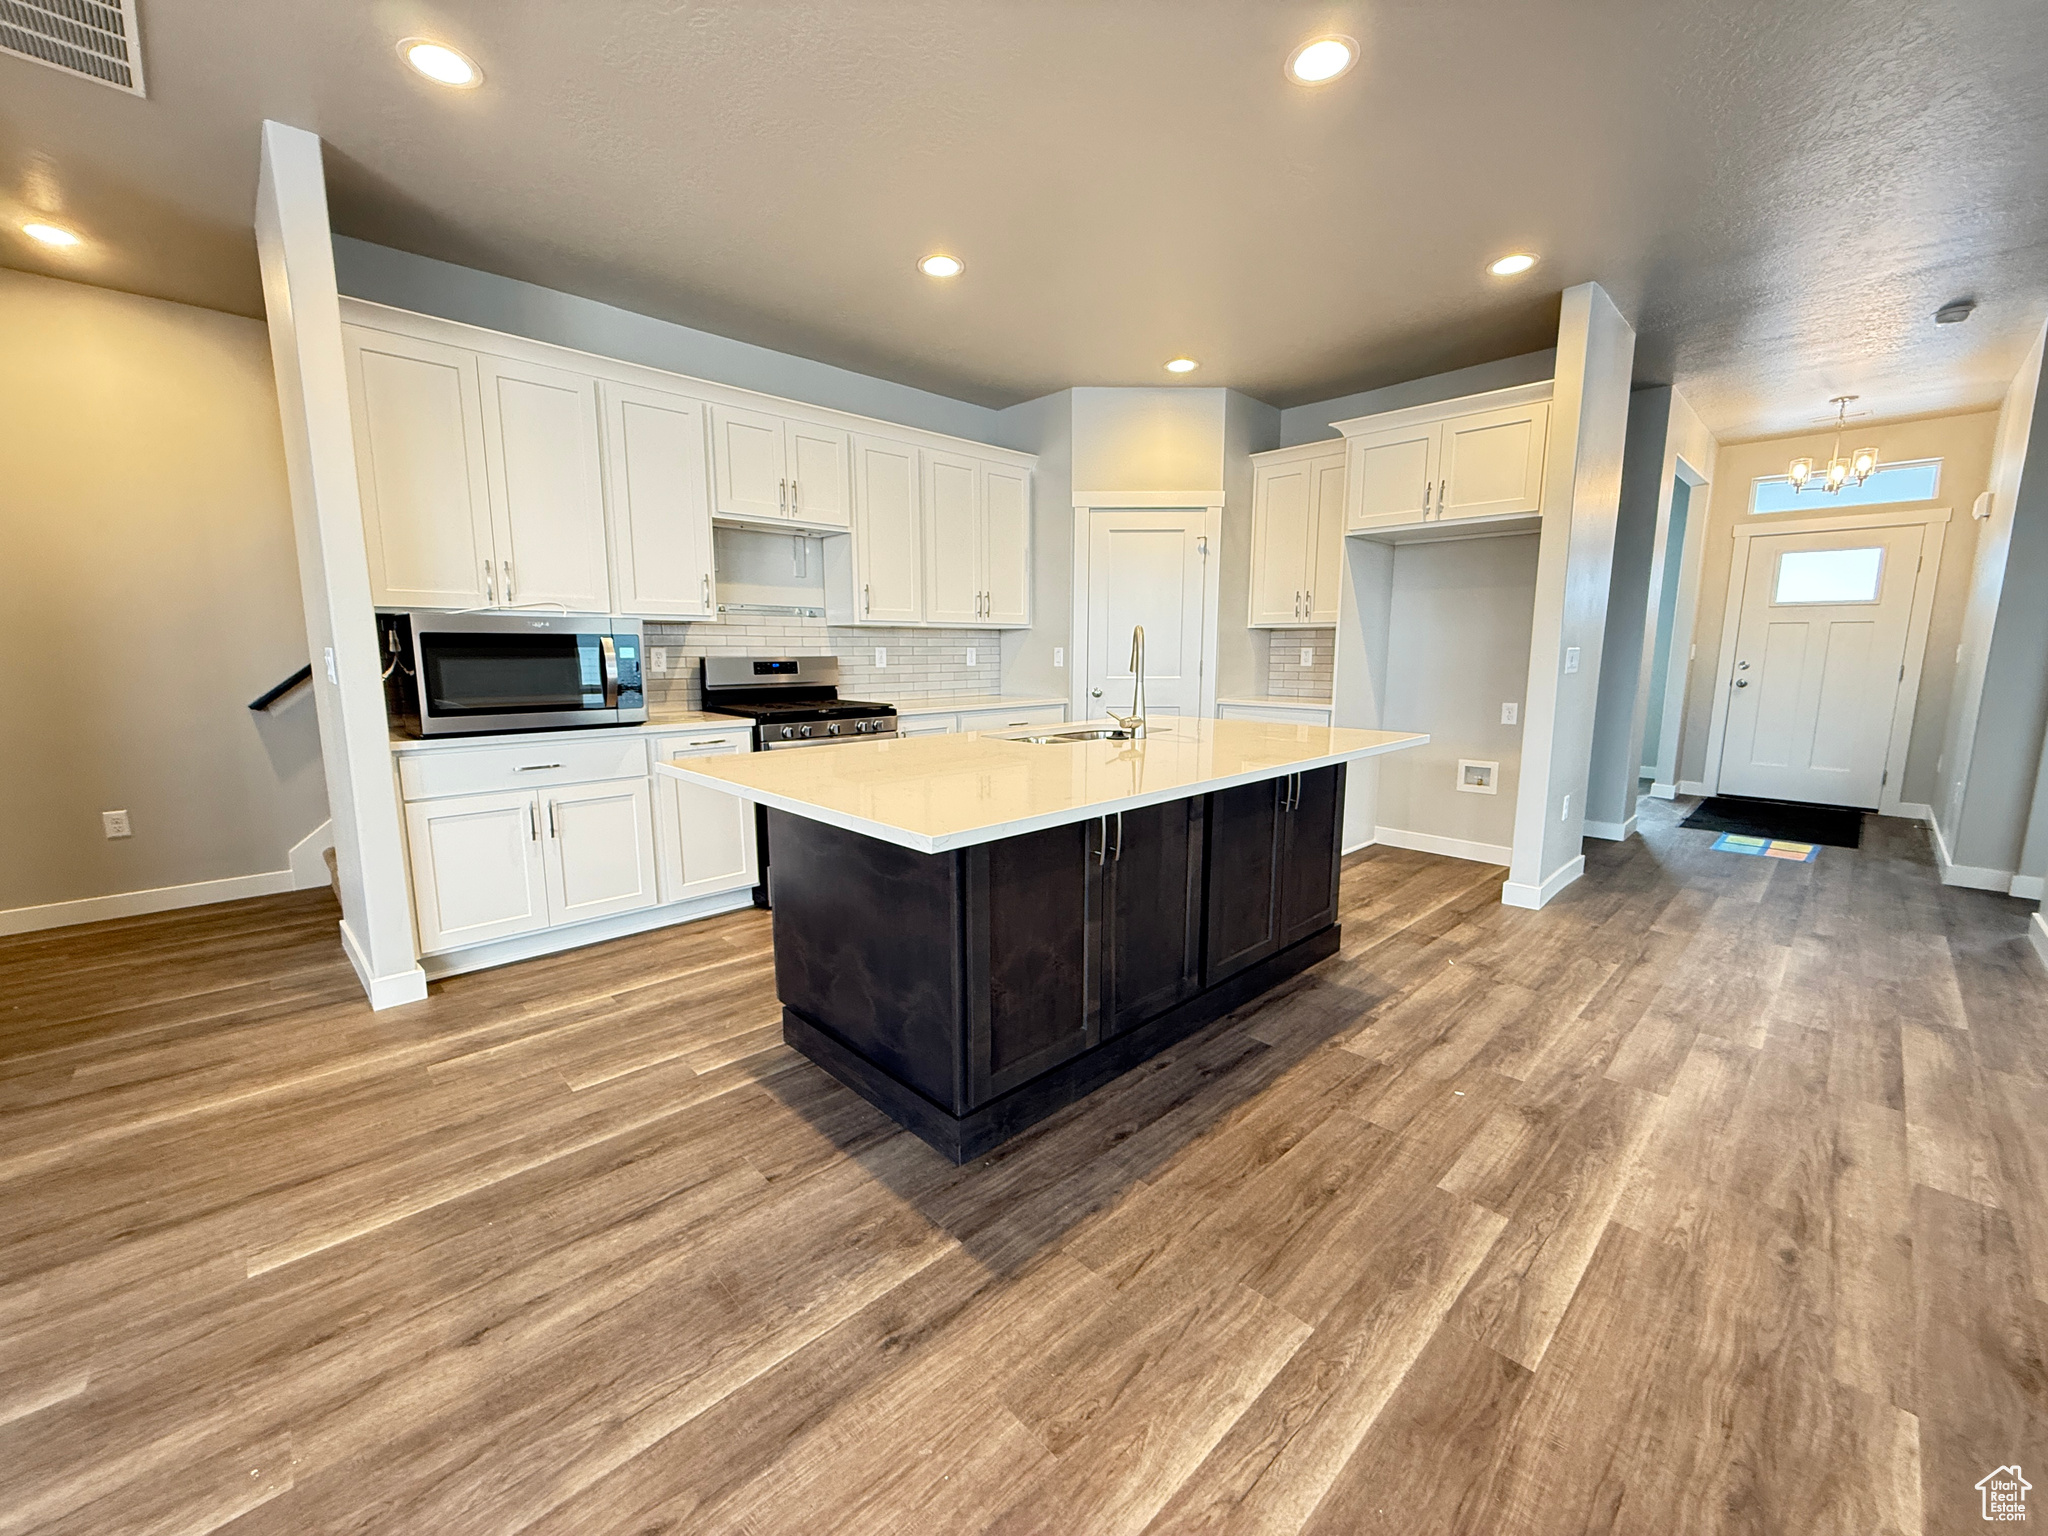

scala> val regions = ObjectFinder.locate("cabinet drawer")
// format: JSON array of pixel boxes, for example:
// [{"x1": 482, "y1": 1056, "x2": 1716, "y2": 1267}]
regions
[
  {"x1": 1217, "y1": 703, "x2": 1334, "y2": 726},
  {"x1": 897, "y1": 714, "x2": 959, "y2": 736},
  {"x1": 398, "y1": 734, "x2": 651, "y2": 801},
  {"x1": 958, "y1": 704, "x2": 1067, "y2": 732}
]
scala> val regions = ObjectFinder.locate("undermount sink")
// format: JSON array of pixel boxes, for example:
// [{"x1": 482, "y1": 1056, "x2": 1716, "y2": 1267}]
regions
[{"x1": 1013, "y1": 726, "x2": 1140, "y2": 744}]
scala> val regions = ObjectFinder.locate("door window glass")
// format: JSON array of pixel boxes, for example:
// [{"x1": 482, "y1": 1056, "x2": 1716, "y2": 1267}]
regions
[
  {"x1": 1773, "y1": 546, "x2": 1884, "y2": 605},
  {"x1": 1750, "y1": 459, "x2": 1940, "y2": 513}
]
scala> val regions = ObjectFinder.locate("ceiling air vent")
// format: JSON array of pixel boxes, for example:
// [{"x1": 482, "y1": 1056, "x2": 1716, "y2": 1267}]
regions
[{"x1": 1, "y1": 0, "x2": 146, "y2": 96}]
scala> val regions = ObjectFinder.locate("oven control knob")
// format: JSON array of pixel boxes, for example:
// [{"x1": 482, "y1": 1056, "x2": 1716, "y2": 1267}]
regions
[
  {"x1": 797, "y1": 724, "x2": 812, "y2": 737},
  {"x1": 827, "y1": 722, "x2": 841, "y2": 736},
  {"x1": 855, "y1": 720, "x2": 870, "y2": 733},
  {"x1": 778, "y1": 725, "x2": 795, "y2": 740}
]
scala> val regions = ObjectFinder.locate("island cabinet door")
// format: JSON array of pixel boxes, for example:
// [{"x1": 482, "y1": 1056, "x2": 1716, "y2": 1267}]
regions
[
  {"x1": 1203, "y1": 778, "x2": 1285, "y2": 987},
  {"x1": 965, "y1": 820, "x2": 1102, "y2": 1105},
  {"x1": 1277, "y1": 765, "x2": 1345, "y2": 948},
  {"x1": 1102, "y1": 798, "x2": 1205, "y2": 1036}
]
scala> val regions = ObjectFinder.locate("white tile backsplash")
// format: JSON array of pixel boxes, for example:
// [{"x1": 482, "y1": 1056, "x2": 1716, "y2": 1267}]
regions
[
  {"x1": 646, "y1": 618, "x2": 1002, "y2": 709},
  {"x1": 1265, "y1": 628, "x2": 1334, "y2": 699}
]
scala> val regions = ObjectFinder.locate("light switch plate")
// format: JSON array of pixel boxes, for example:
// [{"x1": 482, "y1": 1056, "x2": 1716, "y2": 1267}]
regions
[
  {"x1": 1561, "y1": 793, "x2": 1572, "y2": 821},
  {"x1": 875, "y1": 647, "x2": 887, "y2": 668},
  {"x1": 1563, "y1": 647, "x2": 1581, "y2": 675},
  {"x1": 1300, "y1": 647, "x2": 1315, "y2": 667},
  {"x1": 966, "y1": 648, "x2": 977, "y2": 668},
  {"x1": 1054, "y1": 647, "x2": 1065, "y2": 668},
  {"x1": 1501, "y1": 702, "x2": 1518, "y2": 725}
]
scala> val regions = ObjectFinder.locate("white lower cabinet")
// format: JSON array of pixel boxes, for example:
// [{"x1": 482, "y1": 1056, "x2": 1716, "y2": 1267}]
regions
[
  {"x1": 405, "y1": 789, "x2": 551, "y2": 952},
  {"x1": 542, "y1": 778, "x2": 660, "y2": 925},
  {"x1": 897, "y1": 714, "x2": 958, "y2": 737},
  {"x1": 958, "y1": 704, "x2": 1066, "y2": 732},
  {"x1": 652, "y1": 732, "x2": 759, "y2": 902}
]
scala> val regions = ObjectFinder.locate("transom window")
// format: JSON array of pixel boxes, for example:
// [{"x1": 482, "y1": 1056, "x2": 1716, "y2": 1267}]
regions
[
  {"x1": 1773, "y1": 546, "x2": 1885, "y2": 605},
  {"x1": 1750, "y1": 459, "x2": 1940, "y2": 514}
]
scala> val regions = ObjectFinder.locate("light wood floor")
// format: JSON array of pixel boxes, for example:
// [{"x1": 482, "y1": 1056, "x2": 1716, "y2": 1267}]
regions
[{"x1": 3, "y1": 799, "x2": 2045, "y2": 1535}]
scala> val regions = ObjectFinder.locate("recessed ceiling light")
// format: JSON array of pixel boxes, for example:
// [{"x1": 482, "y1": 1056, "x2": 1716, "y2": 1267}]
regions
[
  {"x1": 21, "y1": 222, "x2": 81, "y2": 247},
  {"x1": 1488, "y1": 252, "x2": 1538, "y2": 277},
  {"x1": 1165, "y1": 358, "x2": 1199, "y2": 374},
  {"x1": 1286, "y1": 35, "x2": 1358, "y2": 85},
  {"x1": 917, "y1": 253, "x2": 963, "y2": 278},
  {"x1": 400, "y1": 39, "x2": 483, "y2": 88}
]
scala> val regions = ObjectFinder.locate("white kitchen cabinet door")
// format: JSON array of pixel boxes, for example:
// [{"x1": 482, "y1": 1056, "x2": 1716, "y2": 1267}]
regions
[
  {"x1": 981, "y1": 464, "x2": 1032, "y2": 626},
  {"x1": 710, "y1": 404, "x2": 789, "y2": 521},
  {"x1": 923, "y1": 451, "x2": 982, "y2": 624},
  {"x1": 896, "y1": 715, "x2": 958, "y2": 736},
  {"x1": 851, "y1": 436, "x2": 923, "y2": 623},
  {"x1": 1306, "y1": 456, "x2": 1346, "y2": 623},
  {"x1": 541, "y1": 778, "x2": 659, "y2": 925},
  {"x1": 1249, "y1": 460, "x2": 1316, "y2": 626},
  {"x1": 405, "y1": 789, "x2": 549, "y2": 953},
  {"x1": 787, "y1": 421, "x2": 853, "y2": 529},
  {"x1": 602, "y1": 383, "x2": 716, "y2": 619},
  {"x1": 1439, "y1": 401, "x2": 1548, "y2": 522},
  {"x1": 1349, "y1": 421, "x2": 1439, "y2": 531},
  {"x1": 478, "y1": 356, "x2": 611, "y2": 613},
  {"x1": 345, "y1": 327, "x2": 495, "y2": 609},
  {"x1": 653, "y1": 734, "x2": 758, "y2": 902}
]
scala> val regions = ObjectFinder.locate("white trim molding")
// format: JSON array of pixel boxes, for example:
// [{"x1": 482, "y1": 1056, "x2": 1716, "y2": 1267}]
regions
[
  {"x1": 1930, "y1": 816, "x2": 2017, "y2": 892},
  {"x1": 289, "y1": 819, "x2": 336, "y2": 889},
  {"x1": 417, "y1": 889, "x2": 756, "y2": 979},
  {"x1": 1699, "y1": 507, "x2": 1950, "y2": 816},
  {"x1": 0, "y1": 869, "x2": 298, "y2": 937},
  {"x1": 2010, "y1": 874, "x2": 2046, "y2": 902},
  {"x1": 1071, "y1": 490, "x2": 1224, "y2": 509},
  {"x1": 1373, "y1": 826, "x2": 1513, "y2": 866},
  {"x1": 339, "y1": 919, "x2": 428, "y2": 1008},
  {"x1": 1678, "y1": 778, "x2": 1711, "y2": 797},
  {"x1": 1894, "y1": 801, "x2": 1935, "y2": 824},
  {"x1": 1502, "y1": 854, "x2": 1586, "y2": 910},
  {"x1": 2029, "y1": 912, "x2": 2048, "y2": 972},
  {"x1": 1583, "y1": 815, "x2": 1636, "y2": 841},
  {"x1": 1649, "y1": 781, "x2": 1679, "y2": 800}
]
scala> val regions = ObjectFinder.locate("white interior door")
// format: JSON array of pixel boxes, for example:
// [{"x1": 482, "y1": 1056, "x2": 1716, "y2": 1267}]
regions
[
  {"x1": 1085, "y1": 510, "x2": 1211, "y2": 719},
  {"x1": 1718, "y1": 525, "x2": 1924, "y2": 807}
]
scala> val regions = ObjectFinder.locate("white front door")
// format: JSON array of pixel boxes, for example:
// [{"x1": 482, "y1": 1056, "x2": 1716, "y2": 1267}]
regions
[
  {"x1": 1085, "y1": 510, "x2": 1211, "y2": 720},
  {"x1": 1718, "y1": 525, "x2": 1923, "y2": 807}
]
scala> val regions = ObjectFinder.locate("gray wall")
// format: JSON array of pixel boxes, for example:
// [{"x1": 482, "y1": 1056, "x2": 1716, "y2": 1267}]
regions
[
  {"x1": 994, "y1": 389, "x2": 1076, "y2": 701},
  {"x1": 1279, "y1": 350, "x2": 1557, "y2": 446},
  {"x1": 332, "y1": 237, "x2": 1002, "y2": 444},
  {"x1": 0, "y1": 269, "x2": 329, "y2": 918},
  {"x1": 1220, "y1": 391, "x2": 1282, "y2": 698},
  {"x1": 1641, "y1": 481, "x2": 1691, "y2": 766}
]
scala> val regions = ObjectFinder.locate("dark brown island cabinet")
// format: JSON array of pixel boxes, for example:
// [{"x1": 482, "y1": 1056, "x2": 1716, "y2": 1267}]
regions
[{"x1": 769, "y1": 765, "x2": 1346, "y2": 1161}]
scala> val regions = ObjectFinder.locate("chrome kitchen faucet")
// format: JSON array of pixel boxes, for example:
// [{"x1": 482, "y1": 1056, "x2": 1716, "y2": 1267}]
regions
[{"x1": 1107, "y1": 624, "x2": 1147, "y2": 739}]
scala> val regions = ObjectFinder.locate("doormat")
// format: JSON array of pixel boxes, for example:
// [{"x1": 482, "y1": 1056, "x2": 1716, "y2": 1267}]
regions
[
  {"x1": 1710, "y1": 832, "x2": 1820, "y2": 863},
  {"x1": 1680, "y1": 795, "x2": 1863, "y2": 848}
]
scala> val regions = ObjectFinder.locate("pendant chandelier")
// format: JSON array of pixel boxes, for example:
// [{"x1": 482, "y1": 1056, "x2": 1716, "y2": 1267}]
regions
[{"x1": 1789, "y1": 396, "x2": 1879, "y2": 494}]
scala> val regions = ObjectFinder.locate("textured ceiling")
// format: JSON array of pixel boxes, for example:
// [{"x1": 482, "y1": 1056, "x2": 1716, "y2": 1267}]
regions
[{"x1": 4, "y1": 0, "x2": 2047, "y2": 435}]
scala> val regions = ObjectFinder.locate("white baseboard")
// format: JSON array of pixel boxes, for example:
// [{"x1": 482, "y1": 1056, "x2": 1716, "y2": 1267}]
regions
[
  {"x1": 1648, "y1": 782, "x2": 1678, "y2": 801},
  {"x1": 1583, "y1": 814, "x2": 1636, "y2": 842},
  {"x1": 1342, "y1": 833, "x2": 1378, "y2": 855},
  {"x1": 2011, "y1": 874, "x2": 2046, "y2": 902},
  {"x1": 2029, "y1": 912, "x2": 2048, "y2": 971},
  {"x1": 1893, "y1": 802, "x2": 1935, "y2": 824},
  {"x1": 1929, "y1": 816, "x2": 2018, "y2": 893},
  {"x1": 1678, "y1": 779, "x2": 1711, "y2": 797},
  {"x1": 289, "y1": 819, "x2": 336, "y2": 890},
  {"x1": 1373, "y1": 826, "x2": 1512, "y2": 866},
  {"x1": 1502, "y1": 855, "x2": 1586, "y2": 911},
  {"x1": 0, "y1": 867, "x2": 296, "y2": 937},
  {"x1": 339, "y1": 919, "x2": 428, "y2": 1010},
  {"x1": 418, "y1": 887, "x2": 758, "y2": 981}
]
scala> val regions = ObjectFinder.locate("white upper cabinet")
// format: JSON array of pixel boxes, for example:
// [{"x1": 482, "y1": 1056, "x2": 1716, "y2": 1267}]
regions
[
  {"x1": 710, "y1": 406, "x2": 853, "y2": 530},
  {"x1": 1248, "y1": 447, "x2": 1345, "y2": 626},
  {"x1": 1339, "y1": 386, "x2": 1553, "y2": 538},
  {"x1": 602, "y1": 382, "x2": 716, "y2": 620},
  {"x1": 982, "y1": 464, "x2": 1032, "y2": 626},
  {"x1": 923, "y1": 450, "x2": 983, "y2": 624},
  {"x1": 920, "y1": 451, "x2": 1032, "y2": 627},
  {"x1": 851, "y1": 436, "x2": 923, "y2": 623},
  {"x1": 1439, "y1": 401, "x2": 1549, "y2": 521},
  {"x1": 345, "y1": 328, "x2": 495, "y2": 609},
  {"x1": 477, "y1": 356, "x2": 611, "y2": 613}
]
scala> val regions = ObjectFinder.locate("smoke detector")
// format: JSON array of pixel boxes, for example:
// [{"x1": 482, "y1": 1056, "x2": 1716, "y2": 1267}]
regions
[
  {"x1": 1934, "y1": 299, "x2": 1977, "y2": 325},
  {"x1": 2, "y1": 0, "x2": 146, "y2": 96}
]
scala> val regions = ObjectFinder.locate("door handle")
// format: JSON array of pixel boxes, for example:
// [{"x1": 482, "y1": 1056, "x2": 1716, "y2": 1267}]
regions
[
  {"x1": 1110, "y1": 811, "x2": 1124, "y2": 863},
  {"x1": 1091, "y1": 687, "x2": 1103, "y2": 698},
  {"x1": 599, "y1": 634, "x2": 620, "y2": 707},
  {"x1": 502, "y1": 559, "x2": 513, "y2": 601},
  {"x1": 702, "y1": 572, "x2": 712, "y2": 612},
  {"x1": 863, "y1": 582, "x2": 871, "y2": 616},
  {"x1": 1093, "y1": 816, "x2": 1108, "y2": 864},
  {"x1": 779, "y1": 478, "x2": 788, "y2": 515},
  {"x1": 1438, "y1": 480, "x2": 1447, "y2": 518},
  {"x1": 515, "y1": 762, "x2": 564, "y2": 771},
  {"x1": 484, "y1": 559, "x2": 495, "y2": 605},
  {"x1": 547, "y1": 800, "x2": 558, "y2": 838},
  {"x1": 528, "y1": 801, "x2": 538, "y2": 841},
  {"x1": 1734, "y1": 679, "x2": 1749, "y2": 688},
  {"x1": 791, "y1": 478, "x2": 799, "y2": 513},
  {"x1": 1423, "y1": 480, "x2": 1432, "y2": 517}
]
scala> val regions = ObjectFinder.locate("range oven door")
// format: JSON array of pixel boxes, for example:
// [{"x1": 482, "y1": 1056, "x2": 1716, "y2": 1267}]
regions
[{"x1": 408, "y1": 614, "x2": 645, "y2": 736}]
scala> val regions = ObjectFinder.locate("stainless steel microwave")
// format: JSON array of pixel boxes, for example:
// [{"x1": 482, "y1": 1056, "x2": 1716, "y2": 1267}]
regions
[{"x1": 381, "y1": 612, "x2": 647, "y2": 737}]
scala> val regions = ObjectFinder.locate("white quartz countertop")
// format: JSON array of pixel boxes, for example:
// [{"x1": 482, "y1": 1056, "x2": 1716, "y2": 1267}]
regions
[
  {"x1": 657, "y1": 717, "x2": 1427, "y2": 854},
  {"x1": 390, "y1": 709, "x2": 744, "y2": 750}
]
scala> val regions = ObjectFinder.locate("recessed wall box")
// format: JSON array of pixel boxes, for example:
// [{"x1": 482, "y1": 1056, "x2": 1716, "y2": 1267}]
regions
[{"x1": 1457, "y1": 760, "x2": 1499, "y2": 795}]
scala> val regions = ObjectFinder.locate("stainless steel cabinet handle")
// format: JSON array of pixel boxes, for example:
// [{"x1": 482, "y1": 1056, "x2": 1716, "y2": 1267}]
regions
[
  {"x1": 516, "y1": 763, "x2": 563, "y2": 771},
  {"x1": 547, "y1": 800, "x2": 558, "y2": 838},
  {"x1": 484, "y1": 559, "x2": 495, "y2": 605},
  {"x1": 1438, "y1": 479, "x2": 1447, "y2": 519},
  {"x1": 863, "y1": 582, "x2": 871, "y2": 616},
  {"x1": 528, "y1": 802, "x2": 538, "y2": 840},
  {"x1": 1093, "y1": 816, "x2": 1107, "y2": 864},
  {"x1": 503, "y1": 559, "x2": 514, "y2": 600},
  {"x1": 779, "y1": 478, "x2": 788, "y2": 515},
  {"x1": 1112, "y1": 811, "x2": 1124, "y2": 863},
  {"x1": 1423, "y1": 480, "x2": 1432, "y2": 518},
  {"x1": 701, "y1": 573, "x2": 712, "y2": 611}
]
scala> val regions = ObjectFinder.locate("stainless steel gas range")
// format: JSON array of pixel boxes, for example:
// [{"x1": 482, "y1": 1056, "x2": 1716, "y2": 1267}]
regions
[{"x1": 700, "y1": 656, "x2": 898, "y2": 749}]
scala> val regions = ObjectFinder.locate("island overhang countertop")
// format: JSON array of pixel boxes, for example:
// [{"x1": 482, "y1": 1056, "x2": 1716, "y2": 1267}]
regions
[{"x1": 656, "y1": 717, "x2": 1428, "y2": 854}]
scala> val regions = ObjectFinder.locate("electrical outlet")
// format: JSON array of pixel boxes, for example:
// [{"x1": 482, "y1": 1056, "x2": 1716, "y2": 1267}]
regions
[
  {"x1": 649, "y1": 647, "x2": 670, "y2": 675},
  {"x1": 875, "y1": 647, "x2": 887, "y2": 668},
  {"x1": 1560, "y1": 793, "x2": 1571, "y2": 822},
  {"x1": 966, "y1": 648, "x2": 977, "y2": 668},
  {"x1": 1563, "y1": 647, "x2": 1581, "y2": 675},
  {"x1": 1054, "y1": 647, "x2": 1065, "y2": 669},
  {"x1": 1501, "y1": 702, "x2": 1518, "y2": 726},
  {"x1": 1299, "y1": 647, "x2": 1315, "y2": 667},
  {"x1": 102, "y1": 810, "x2": 132, "y2": 839}
]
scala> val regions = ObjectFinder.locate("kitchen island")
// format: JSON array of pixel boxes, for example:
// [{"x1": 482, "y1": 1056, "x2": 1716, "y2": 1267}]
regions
[{"x1": 659, "y1": 718, "x2": 1426, "y2": 1161}]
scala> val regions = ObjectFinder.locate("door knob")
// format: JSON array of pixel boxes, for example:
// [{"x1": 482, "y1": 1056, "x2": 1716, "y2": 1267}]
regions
[
  {"x1": 1091, "y1": 687, "x2": 1103, "y2": 698},
  {"x1": 1734, "y1": 679, "x2": 1749, "y2": 688}
]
